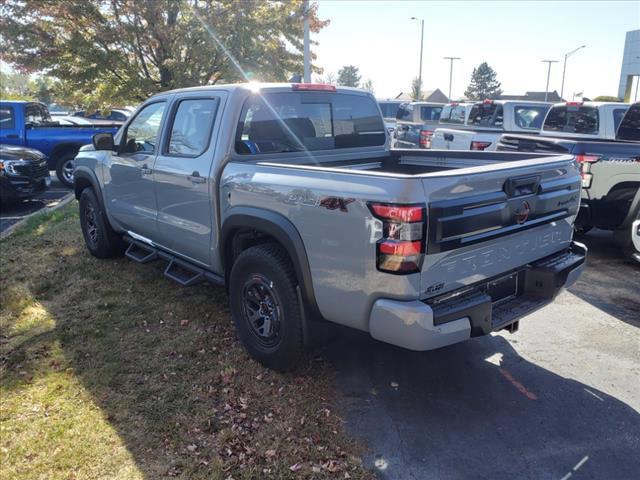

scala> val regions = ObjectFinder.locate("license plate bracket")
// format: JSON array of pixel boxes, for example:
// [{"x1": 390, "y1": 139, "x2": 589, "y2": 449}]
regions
[{"x1": 485, "y1": 272, "x2": 519, "y2": 305}]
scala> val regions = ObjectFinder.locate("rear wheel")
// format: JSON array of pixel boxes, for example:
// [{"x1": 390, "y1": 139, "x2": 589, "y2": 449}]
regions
[
  {"x1": 229, "y1": 244, "x2": 304, "y2": 371},
  {"x1": 56, "y1": 152, "x2": 77, "y2": 188},
  {"x1": 79, "y1": 188, "x2": 125, "y2": 258}
]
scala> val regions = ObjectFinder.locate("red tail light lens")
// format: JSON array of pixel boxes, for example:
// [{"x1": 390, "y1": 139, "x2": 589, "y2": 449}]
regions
[
  {"x1": 471, "y1": 141, "x2": 492, "y2": 151},
  {"x1": 575, "y1": 154, "x2": 600, "y2": 188},
  {"x1": 368, "y1": 202, "x2": 426, "y2": 274},
  {"x1": 292, "y1": 83, "x2": 336, "y2": 92},
  {"x1": 419, "y1": 129, "x2": 434, "y2": 148}
]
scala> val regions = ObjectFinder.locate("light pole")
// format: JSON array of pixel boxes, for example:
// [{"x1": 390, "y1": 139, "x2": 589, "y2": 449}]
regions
[
  {"x1": 443, "y1": 56, "x2": 461, "y2": 101},
  {"x1": 410, "y1": 17, "x2": 424, "y2": 97},
  {"x1": 560, "y1": 45, "x2": 585, "y2": 100},
  {"x1": 303, "y1": 0, "x2": 311, "y2": 82},
  {"x1": 542, "y1": 60, "x2": 558, "y2": 102}
]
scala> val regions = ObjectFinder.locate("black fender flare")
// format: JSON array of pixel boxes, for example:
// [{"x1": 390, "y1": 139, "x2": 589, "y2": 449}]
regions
[{"x1": 220, "y1": 206, "x2": 323, "y2": 322}]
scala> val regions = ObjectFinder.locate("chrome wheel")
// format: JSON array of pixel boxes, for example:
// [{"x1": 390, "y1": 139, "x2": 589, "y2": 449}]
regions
[
  {"x1": 62, "y1": 159, "x2": 75, "y2": 184},
  {"x1": 241, "y1": 274, "x2": 282, "y2": 347}
]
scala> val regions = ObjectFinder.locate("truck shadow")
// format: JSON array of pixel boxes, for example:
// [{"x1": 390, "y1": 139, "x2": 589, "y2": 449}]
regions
[
  {"x1": 323, "y1": 327, "x2": 640, "y2": 480},
  {"x1": 568, "y1": 229, "x2": 640, "y2": 328}
]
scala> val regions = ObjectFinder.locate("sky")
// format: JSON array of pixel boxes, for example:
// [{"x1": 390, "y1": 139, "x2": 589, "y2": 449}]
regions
[{"x1": 313, "y1": 0, "x2": 640, "y2": 100}]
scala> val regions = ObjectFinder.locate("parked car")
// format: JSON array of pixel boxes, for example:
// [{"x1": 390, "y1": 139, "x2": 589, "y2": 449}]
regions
[
  {"x1": 74, "y1": 82, "x2": 586, "y2": 371},
  {"x1": 431, "y1": 100, "x2": 552, "y2": 151},
  {"x1": 74, "y1": 109, "x2": 130, "y2": 122},
  {"x1": 497, "y1": 102, "x2": 640, "y2": 239},
  {"x1": 393, "y1": 101, "x2": 444, "y2": 149},
  {"x1": 0, "y1": 144, "x2": 50, "y2": 205},
  {"x1": 540, "y1": 101, "x2": 630, "y2": 140},
  {"x1": 377, "y1": 99, "x2": 405, "y2": 139},
  {"x1": 0, "y1": 100, "x2": 120, "y2": 187}
]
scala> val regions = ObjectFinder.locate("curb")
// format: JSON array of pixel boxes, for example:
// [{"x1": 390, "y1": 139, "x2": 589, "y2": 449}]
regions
[{"x1": 0, "y1": 193, "x2": 75, "y2": 240}]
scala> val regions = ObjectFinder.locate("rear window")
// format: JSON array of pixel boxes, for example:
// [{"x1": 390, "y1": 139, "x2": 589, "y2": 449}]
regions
[
  {"x1": 613, "y1": 107, "x2": 629, "y2": 132},
  {"x1": 543, "y1": 105, "x2": 599, "y2": 135},
  {"x1": 235, "y1": 92, "x2": 385, "y2": 154},
  {"x1": 513, "y1": 105, "x2": 550, "y2": 130},
  {"x1": 0, "y1": 106, "x2": 15, "y2": 130},
  {"x1": 439, "y1": 104, "x2": 467, "y2": 124},
  {"x1": 468, "y1": 103, "x2": 504, "y2": 128},
  {"x1": 395, "y1": 103, "x2": 413, "y2": 120},
  {"x1": 378, "y1": 102, "x2": 401, "y2": 119},
  {"x1": 420, "y1": 106, "x2": 443, "y2": 121},
  {"x1": 616, "y1": 104, "x2": 640, "y2": 141}
]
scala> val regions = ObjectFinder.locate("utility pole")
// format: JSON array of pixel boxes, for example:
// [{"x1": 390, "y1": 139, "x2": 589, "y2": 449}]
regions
[
  {"x1": 303, "y1": 0, "x2": 310, "y2": 82},
  {"x1": 410, "y1": 17, "x2": 424, "y2": 97},
  {"x1": 560, "y1": 45, "x2": 585, "y2": 100},
  {"x1": 542, "y1": 60, "x2": 558, "y2": 102},
  {"x1": 443, "y1": 56, "x2": 461, "y2": 101}
]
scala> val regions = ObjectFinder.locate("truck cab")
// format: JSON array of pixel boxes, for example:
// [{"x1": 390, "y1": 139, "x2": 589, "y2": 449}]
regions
[
  {"x1": 393, "y1": 101, "x2": 444, "y2": 149},
  {"x1": 431, "y1": 100, "x2": 552, "y2": 151},
  {"x1": 0, "y1": 100, "x2": 120, "y2": 187},
  {"x1": 540, "y1": 101, "x2": 631, "y2": 140}
]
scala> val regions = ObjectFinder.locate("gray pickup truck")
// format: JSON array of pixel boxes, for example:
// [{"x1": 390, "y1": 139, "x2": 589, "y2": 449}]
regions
[{"x1": 74, "y1": 83, "x2": 586, "y2": 371}]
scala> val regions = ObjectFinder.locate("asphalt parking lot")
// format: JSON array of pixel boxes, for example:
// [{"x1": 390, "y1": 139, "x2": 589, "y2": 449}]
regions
[
  {"x1": 326, "y1": 230, "x2": 640, "y2": 480},
  {"x1": 0, "y1": 174, "x2": 71, "y2": 234}
]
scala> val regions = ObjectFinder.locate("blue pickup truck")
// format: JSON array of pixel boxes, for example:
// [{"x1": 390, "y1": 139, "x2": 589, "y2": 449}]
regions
[{"x1": 0, "y1": 100, "x2": 120, "y2": 186}]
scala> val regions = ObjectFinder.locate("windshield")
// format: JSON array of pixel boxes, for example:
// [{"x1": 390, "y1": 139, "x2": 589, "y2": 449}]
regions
[
  {"x1": 468, "y1": 103, "x2": 504, "y2": 128},
  {"x1": 378, "y1": 102, "x2": 401, "y2": 119},
  {"x1": 235, "y1": 92, "x2": 385, "y2": 154},
  {"x1": 420, "y1": 106, "x2": 443, "y2": 121},
  {"x1": 543, "y1": 105, "x2": 599, "y2": 135}
]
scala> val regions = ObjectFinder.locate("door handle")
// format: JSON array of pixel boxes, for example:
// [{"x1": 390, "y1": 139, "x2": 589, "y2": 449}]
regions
[
  {"x1": 141, "y1": 164, "x2": 152, "y2": 175},
  {"x1": 187, "y1": 171, "x2": 206, "y2": 184}
]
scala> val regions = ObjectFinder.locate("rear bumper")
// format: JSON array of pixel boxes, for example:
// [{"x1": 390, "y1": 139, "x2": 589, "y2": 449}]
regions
[{"x1": 368, "y1": 241, "x2": 587, "y2": 351}]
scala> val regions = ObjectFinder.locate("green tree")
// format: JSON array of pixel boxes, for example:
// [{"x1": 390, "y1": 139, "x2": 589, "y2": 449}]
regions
[
  {"x1": 464, "y1": 62, "x2": 503, "y2": 100},
  {"x1": 593, "y1": 96, "x2": 622, "y2": 102},
  {"x1": 0, "y1": 70, "x2": 33, "y2": 99},
  {"x1": 411, "y1": 77, "x2": 423, "y2": 100},
  {"x1": 337, "y1": 65, "x2": 361, "y2": 87},
  {"x1": 361, "y1": 79, "x2": 374, "y2": 93},
  {"x1": 0, "y1": 0, "x2": 328, "y2": 106}
]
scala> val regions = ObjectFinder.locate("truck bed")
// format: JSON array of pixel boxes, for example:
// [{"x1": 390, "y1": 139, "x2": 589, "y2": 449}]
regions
[{"x1": 258, "y1": 149, "x2": 567, "y2": 177}]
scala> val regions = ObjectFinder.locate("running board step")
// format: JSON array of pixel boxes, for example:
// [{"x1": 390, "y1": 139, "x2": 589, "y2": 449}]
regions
[
  {"x1": 163, "y1": 258, "x2": 205, "y2": 286},
  {"x1": 125, "y1": 240, "x2": 158, "y2": 264}
]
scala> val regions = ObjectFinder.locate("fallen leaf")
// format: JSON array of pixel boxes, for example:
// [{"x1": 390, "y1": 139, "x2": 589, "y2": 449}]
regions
[
  {"x1": 180, "y1": 319, "x2": 189, "y2": 327},
  {"x1": 289, "y1": 463, "x2": 302, "y2": 472}
]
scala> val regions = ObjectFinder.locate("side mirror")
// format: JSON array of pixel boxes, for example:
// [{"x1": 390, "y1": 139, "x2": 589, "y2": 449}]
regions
[{"x1": 92, "y1": 132, "x2": 115, "y2": 151}]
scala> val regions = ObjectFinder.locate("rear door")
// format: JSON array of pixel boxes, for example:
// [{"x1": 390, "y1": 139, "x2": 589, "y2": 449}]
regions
[
  {"x1": 419, "y1": 155, "x2": 581, "y2": 298},
  {"x1": 152, "y1": 92, "x2": 225, "y2": 266}
]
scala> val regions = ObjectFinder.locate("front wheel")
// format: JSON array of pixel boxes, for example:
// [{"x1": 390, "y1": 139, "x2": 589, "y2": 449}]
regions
[
  {"x1": 56, "y1": 152, "x2": 77, "y2": 188},
  {"x1": 229, "y1": 244, "x2": 304, "y2": 371},
  {"x1": 79, "y1": 188, "x2": 125, "y2": 258}
]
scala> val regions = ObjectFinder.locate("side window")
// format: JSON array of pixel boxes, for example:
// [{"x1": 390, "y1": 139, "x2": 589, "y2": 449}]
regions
[
  {"x1": 0, "y1": 106, "x2": 15, "y2": 129},
  {"x1": 613, "y1": 108, "x2": 628, "y2": 132},
  {"x1": 124, "y1": 102, "x2": 166, "y2": 154},
  {"x1": 167, "y1": 98, "x2": 219, "y2": 156}
]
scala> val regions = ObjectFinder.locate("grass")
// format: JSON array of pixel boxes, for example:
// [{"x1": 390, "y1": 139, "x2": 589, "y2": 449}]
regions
[{"x1": 0, "y1": 203, "x2": 370, "y2": 479}]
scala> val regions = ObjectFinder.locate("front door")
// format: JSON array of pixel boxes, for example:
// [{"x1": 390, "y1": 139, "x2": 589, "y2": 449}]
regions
[
  {"x1": 104, "y1": 101, "x2": 167, "y2": 240},
  {"x1": 153, "y1": 94, "x2": 223, "y2": 266}
]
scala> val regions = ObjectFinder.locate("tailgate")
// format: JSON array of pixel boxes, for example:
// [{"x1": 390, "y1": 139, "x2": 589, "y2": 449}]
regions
[
  {"x1": 420, "y1": 156, "x2": 581, "y2": 298},
  {"x1": 432, "y1": 128, "x2": 473, "y2": 150}
]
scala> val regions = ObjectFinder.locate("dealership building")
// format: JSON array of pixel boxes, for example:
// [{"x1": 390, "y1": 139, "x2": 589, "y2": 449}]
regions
[{"x1": 619, "y1": 29, "x2": 640, "y2": 102}]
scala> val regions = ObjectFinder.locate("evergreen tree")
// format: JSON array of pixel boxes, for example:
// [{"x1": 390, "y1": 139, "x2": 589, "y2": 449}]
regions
[
  {"x1": 411, "y1": 77, "x2": 423, "y2": 100},
  {"x1": 464, "y1": 62, "x2": 503, "y2": 100},
  {"x1": 337, "y1": 65, "x2": 361, "y2": 87}
]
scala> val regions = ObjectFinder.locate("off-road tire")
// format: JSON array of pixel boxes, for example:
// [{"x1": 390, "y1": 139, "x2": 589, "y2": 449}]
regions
[
  {"x1": 79, "y1": 188, "x2": 125, "y2": 258},
  {"x1": 229, "y1": 243, "x2": 304, "y2": 371}
]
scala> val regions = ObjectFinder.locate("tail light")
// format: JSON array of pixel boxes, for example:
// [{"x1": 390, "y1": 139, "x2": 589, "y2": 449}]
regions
[
  {"x1": 471, "y1": 140, "x2": 492, "y2": 151},
  {"x1": 292, "y1": 83, "x2": 336, "y2": 92},
  {"x1": 576, "y1": 154, "x2": 600, "y2": 188},
  {"x1": 419, "y1": 129, "x2": 433, "y2": 148},
  {"x1": 368, "y1": 202, "x2": 426, "y2": 274}
]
